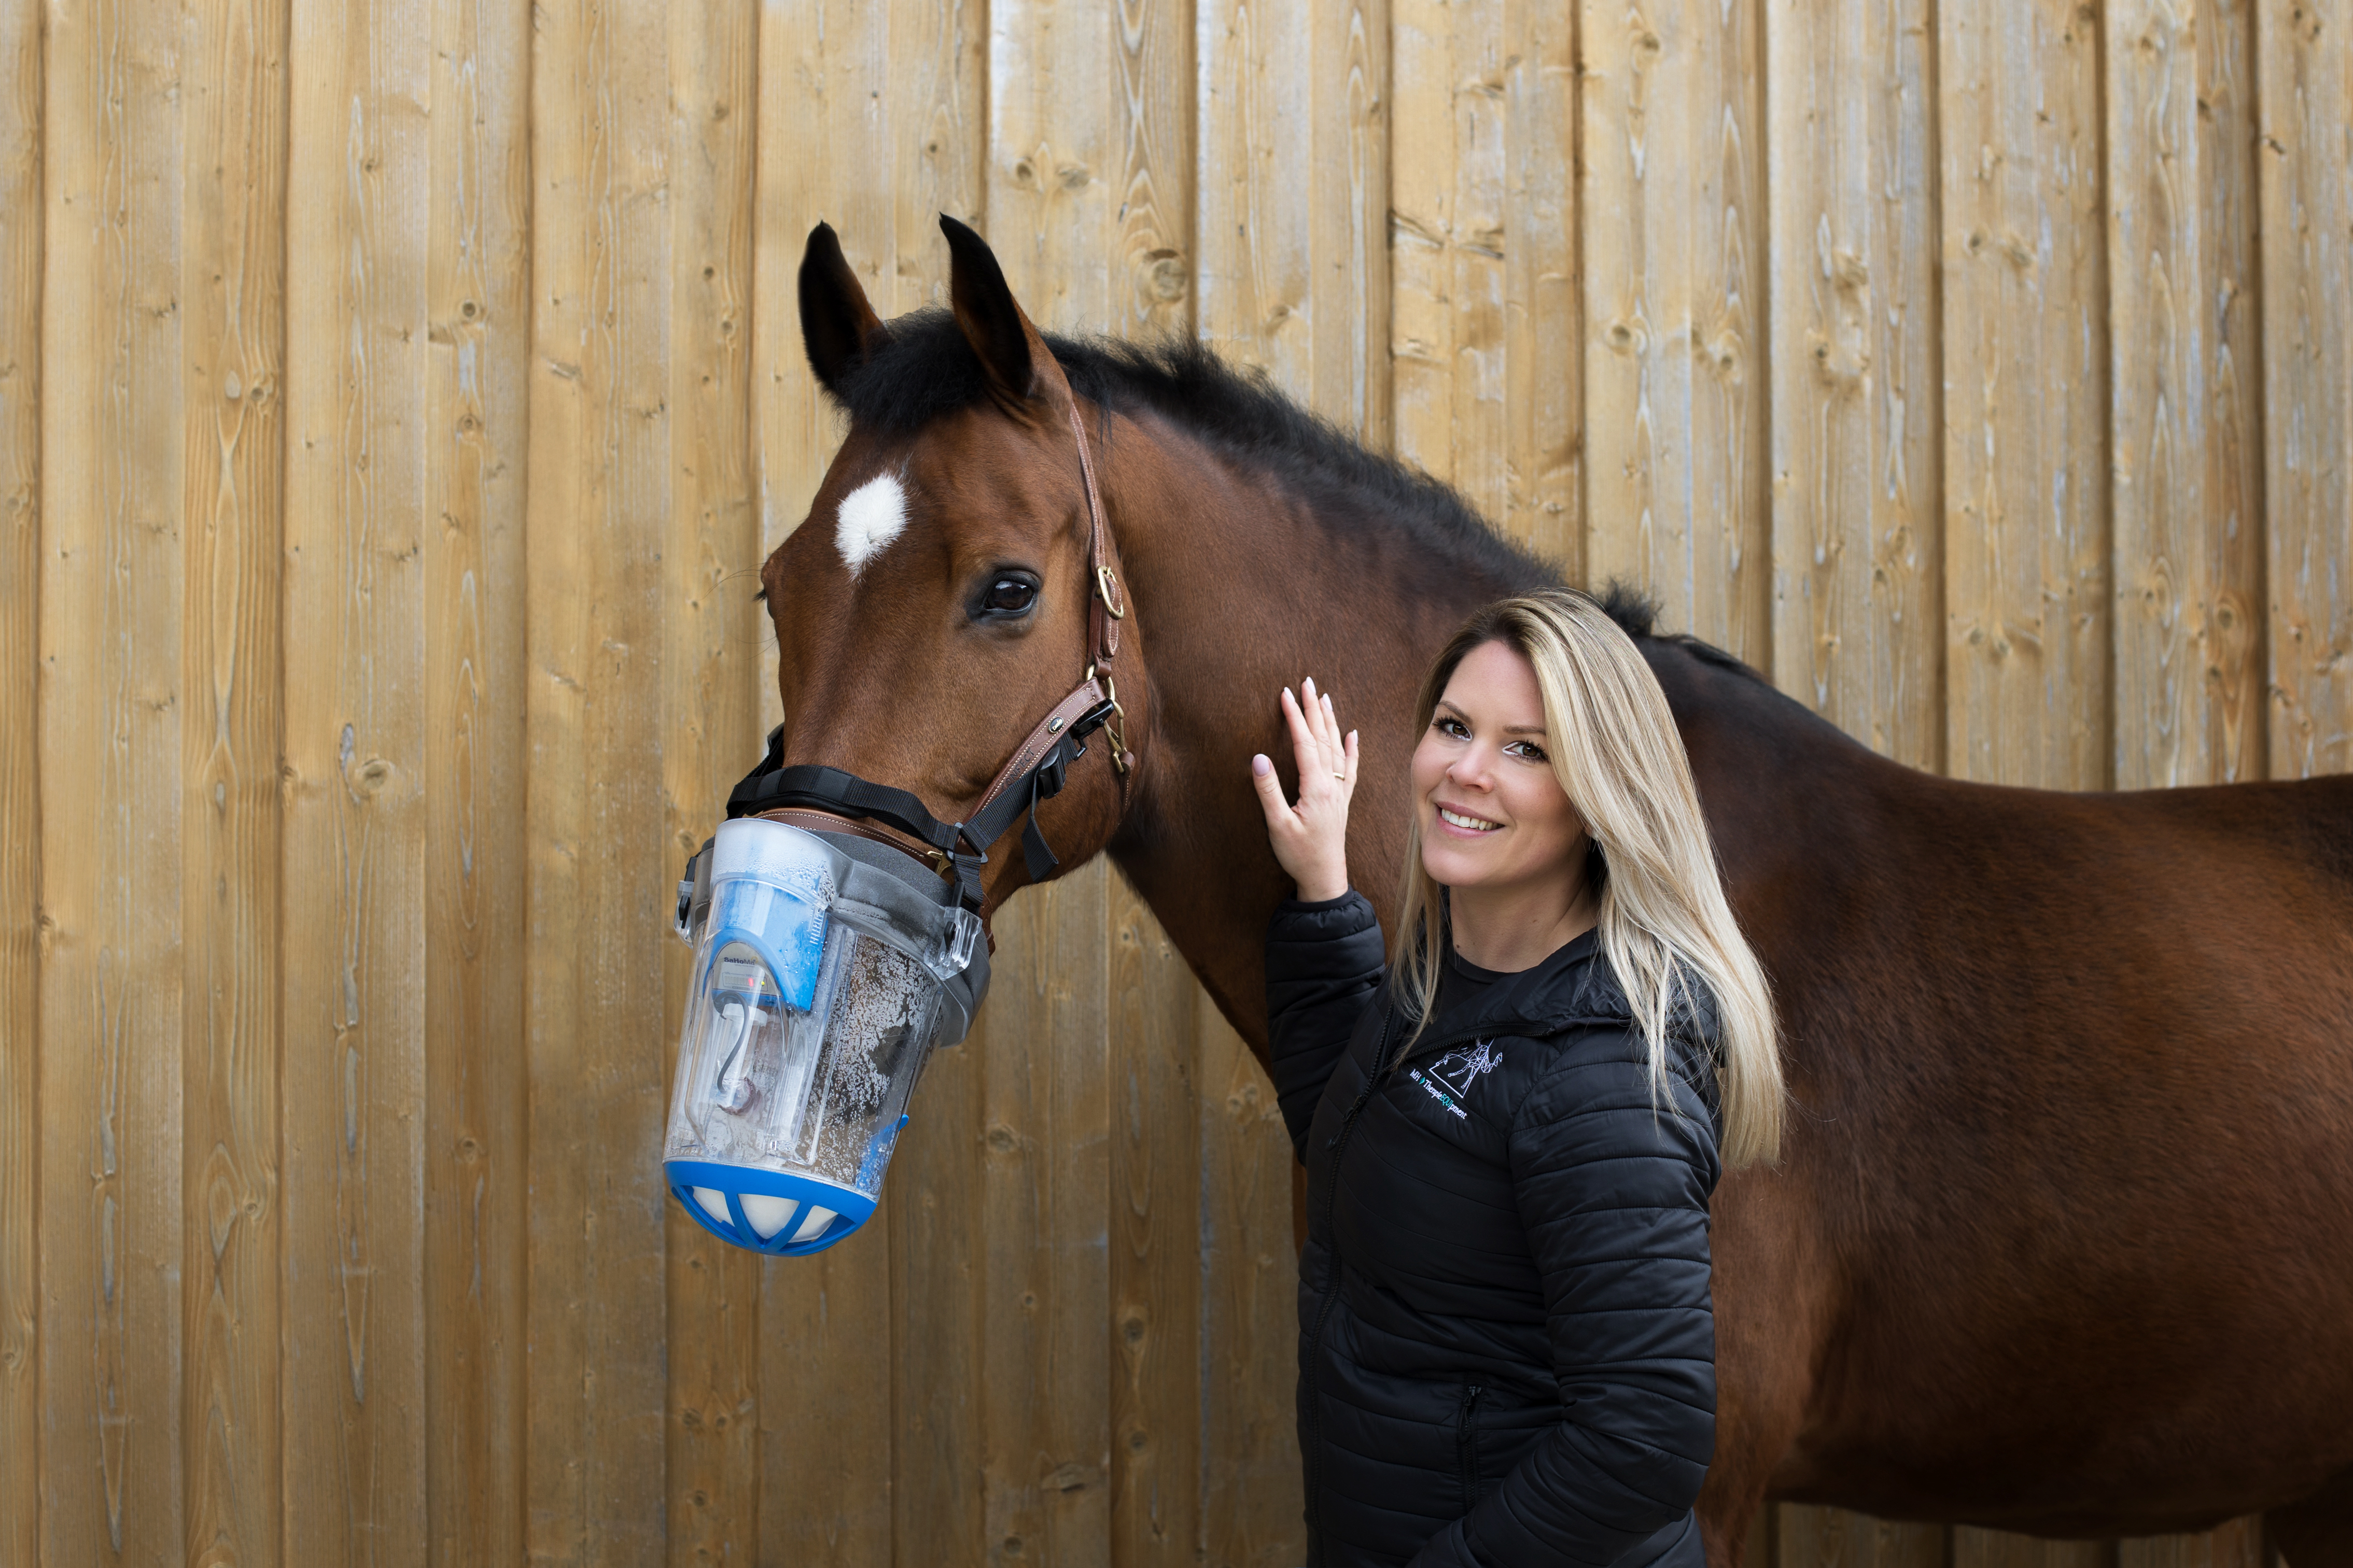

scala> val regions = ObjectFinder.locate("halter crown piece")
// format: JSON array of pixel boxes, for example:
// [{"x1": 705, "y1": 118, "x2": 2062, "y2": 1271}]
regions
[{"x1": 722, "y1": 403, "x2": 1133, "y2": 917}]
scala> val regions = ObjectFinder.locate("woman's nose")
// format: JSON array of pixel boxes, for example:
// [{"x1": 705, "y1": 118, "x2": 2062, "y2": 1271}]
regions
[{"x1": 1446, "y1": 751, "x2": 1495, "y2": 789}]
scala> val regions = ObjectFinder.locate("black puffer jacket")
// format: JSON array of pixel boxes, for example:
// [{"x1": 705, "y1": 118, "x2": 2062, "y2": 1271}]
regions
[{"x1": 1268, "y1": 892, "x2": 1723, "y2": 1568}]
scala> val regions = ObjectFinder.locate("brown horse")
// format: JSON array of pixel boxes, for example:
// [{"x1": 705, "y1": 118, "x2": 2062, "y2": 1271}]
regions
[{"x1": 763, "y1": 215, "x2": 2353, "y2": 1565}]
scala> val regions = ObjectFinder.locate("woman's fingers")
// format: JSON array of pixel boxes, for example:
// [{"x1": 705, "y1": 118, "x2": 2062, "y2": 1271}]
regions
[
  {"x1": 1282, "y1": 686, "x2": 1332, "y2": 785},
  {"x1": 1279, "y1": 679, "x2": 1352, "y2": 798},
  {"x1": 1289, "y1": 686, "x2": 1327, "y2": 785}
]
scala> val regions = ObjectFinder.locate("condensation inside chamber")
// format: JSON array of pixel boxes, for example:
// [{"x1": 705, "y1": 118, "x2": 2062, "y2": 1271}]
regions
[{"x1": 666, "y1": 923, "x2": 939, "y2": 1198}]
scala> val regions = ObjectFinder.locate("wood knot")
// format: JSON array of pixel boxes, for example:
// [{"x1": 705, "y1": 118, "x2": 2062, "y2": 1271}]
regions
[{"x1": 1140, "y1": 248, "x2": 1188, "y2": 303}]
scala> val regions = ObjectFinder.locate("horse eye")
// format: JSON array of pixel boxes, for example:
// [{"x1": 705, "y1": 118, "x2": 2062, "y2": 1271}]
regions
[{"x1": 980, "y1": 575, "x2": 1038, "y2": 616}]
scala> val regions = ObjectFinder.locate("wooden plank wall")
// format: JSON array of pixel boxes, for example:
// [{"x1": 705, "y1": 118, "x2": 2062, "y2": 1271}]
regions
[{"x1": 2, "y1": 0, "x2": 2345, "y2": 1564}]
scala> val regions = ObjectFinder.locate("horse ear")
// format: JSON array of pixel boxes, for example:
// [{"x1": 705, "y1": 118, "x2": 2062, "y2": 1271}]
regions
[
  {"x1": 800, "y1": 222, "x2": 889, "y2": 396},
  {"x1": 940, "y1": 214, "x2": 1058, "y2": 404}
]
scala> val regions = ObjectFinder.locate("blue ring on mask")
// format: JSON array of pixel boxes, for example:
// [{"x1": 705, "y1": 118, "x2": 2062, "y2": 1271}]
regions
[{"x1": 666, "y1": 1153, "x2": 878, "y2": 1255}]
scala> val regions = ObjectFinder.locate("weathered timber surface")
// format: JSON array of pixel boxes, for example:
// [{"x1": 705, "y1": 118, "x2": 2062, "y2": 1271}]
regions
[{"x1": 2, "y1": 0, "x2": 2340, "y2": 1561}]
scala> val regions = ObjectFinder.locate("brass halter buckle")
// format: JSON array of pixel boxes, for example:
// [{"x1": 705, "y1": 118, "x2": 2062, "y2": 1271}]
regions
[{"x1": 1086, "y1": 666, "x2": 1131, "y2": 776}]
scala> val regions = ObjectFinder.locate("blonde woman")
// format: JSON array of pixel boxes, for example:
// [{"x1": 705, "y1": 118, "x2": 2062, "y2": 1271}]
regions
[{"x1": 1251, "y1": 588, "x2": 1782, "y2": 1568}]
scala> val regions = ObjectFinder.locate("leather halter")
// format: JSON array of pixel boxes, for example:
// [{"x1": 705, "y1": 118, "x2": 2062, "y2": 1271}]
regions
[{"x1": 725, "y1": 401, "x2": 1133, "y2": 916}]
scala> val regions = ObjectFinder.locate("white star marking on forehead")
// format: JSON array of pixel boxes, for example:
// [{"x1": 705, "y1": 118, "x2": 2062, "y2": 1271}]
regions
[{"x1": 834, "y1": 473, "x2": 908, "y2": 578}]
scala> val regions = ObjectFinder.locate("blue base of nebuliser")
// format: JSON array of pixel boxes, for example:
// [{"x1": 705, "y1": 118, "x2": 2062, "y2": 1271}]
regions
[{"x1": 665, "y1": 1159, "x2": 878, "y2": 1255}]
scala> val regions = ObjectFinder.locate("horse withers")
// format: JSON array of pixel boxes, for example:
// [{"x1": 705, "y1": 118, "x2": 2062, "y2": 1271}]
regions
[{"x1": 760, "y1": 215, "x2": 2353, "y2": 1565}]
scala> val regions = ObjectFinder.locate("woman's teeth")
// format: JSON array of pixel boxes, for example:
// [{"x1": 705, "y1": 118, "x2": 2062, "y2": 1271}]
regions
[{"x1": 1439, "y1": 807, "x2": 1500, "y2": 832}]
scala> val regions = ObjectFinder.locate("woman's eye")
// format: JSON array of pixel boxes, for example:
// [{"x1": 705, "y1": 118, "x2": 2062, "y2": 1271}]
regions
[
  {"x1": 1435, "y1": 716, "x2": 1468, "y2": 739},
  {"x1": 1507, "y1": 740, "x2": 1549, "y2": 763},
  {"x1": 980, "y1": 576, "x2": 1038, "y2": 616}
]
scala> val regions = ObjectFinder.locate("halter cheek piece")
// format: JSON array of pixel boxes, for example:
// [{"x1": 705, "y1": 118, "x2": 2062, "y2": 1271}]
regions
[{"x1": 719, "y1": 403, "x2": 1133, "y2": 918}]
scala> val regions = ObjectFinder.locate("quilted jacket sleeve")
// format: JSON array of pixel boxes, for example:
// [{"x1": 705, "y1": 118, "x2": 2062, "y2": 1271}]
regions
[
  {"x1": 1410, "y1": 1028, "x2": 1724, "y2": 1568},
  {"x1": 1263, "y1": 890, "x2": 1388, "y2": 1162}
]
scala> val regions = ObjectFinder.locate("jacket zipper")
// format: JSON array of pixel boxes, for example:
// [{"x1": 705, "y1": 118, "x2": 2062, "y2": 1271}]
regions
[
  {"x1": 1302, "y1": 1002, "x2": 1400, "y2": 1564},
  {"x1": 1456, "y1": 1383, "x2": 1485, "y2": 1510}
]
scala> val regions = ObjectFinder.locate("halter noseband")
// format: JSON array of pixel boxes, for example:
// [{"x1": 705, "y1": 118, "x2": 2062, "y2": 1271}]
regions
[{"x1": 724, "y1": 401, "x2": 1134, "y2": 916}]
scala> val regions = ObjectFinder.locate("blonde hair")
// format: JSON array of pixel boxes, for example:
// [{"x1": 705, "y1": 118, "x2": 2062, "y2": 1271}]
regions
[{"x1": 1392, "y1": 589, "x2": 1784, "y2": 1168}]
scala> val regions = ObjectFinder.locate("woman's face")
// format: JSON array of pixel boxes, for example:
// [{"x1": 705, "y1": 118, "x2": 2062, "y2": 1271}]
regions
[{"x1": 1410, "y1": 639, "x2": 1588, "y2": 895}]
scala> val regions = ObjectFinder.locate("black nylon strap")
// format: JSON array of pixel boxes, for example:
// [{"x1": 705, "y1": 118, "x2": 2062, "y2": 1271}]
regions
[
  {"x1": 725, "y1": 696, "x2": 1117, "y2": 912},
  {"x1": 729, "y1": 760, "x2": 964, "y2": 853}
]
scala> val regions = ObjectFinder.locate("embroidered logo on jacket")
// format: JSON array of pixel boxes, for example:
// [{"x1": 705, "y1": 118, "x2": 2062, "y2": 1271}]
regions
[{"x1": 1407, "y1": 1040, "x2": 1502, "y2": 1121}]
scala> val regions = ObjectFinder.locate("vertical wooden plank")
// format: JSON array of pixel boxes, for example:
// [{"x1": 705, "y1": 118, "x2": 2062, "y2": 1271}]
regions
[
  {"x1": 984, "y1": 14, "x2": 1121, "y2": 1562},
  {"x1": 2105, "y1": 9, "x2": 2273, "y2": 1555},
  {"x1": 663, "y1": 0, "x2": 762, "y2": 1563},
  {"x1": 1939, "y1": 0, "x2": 2110, "y2": 789},
  {"x1": 524, "y1": 0, "x2": 674, "y2": 1558},
  {"x1": 989, "y1": 0, "x2": 1117, "y2": 330},
  {"x1": 1190, "y1": 15, "x2": 1310, "y2": 1565},
  {"x1": 748, "y1": 7, "x2": 897, "y2": 1565},
  {"x1": 2118, "y1": 1518, "x2": 2266, "y2": 1568},
  {"x1": 1766, "y1": 0, "x2": 1945, "y2": 768},
  {"x1": 1778, "y1": 1507, "x2": 1947, "y2": 1568},
  {"x1": 1115, "y1": 0, "x2": 1193, "y2": 340},
  {"x1": 2257, "y1": 0, "x2": 2353, "y2": 780},
  {"x1": 423, "y1": 0, "x2": 530, "y2": 1556},
  {"x1": 976, "y1": 871, "x2": 1113, "y2": 1568},
  {"x1": 1319, "y1": 0, "x2": 1390, "y2": 443},
  {"x1": 2191, "y1": 0, "x2": 2266, "y2": 784},
  {"x1": 1109, "y1": 8, "x2": 1198, "y2": 1566},
  {"x1": 282, "y1": 0, "x2": 432, "y2": 1555},
  {"x1": 890, "y1": 1021, "x2": 985, "y2": 1568},
  {"x1": 36, "y1": 0, "x2": 187, "y2": 1555},
  {"x1": 180, "y1": 0, "x2": 286, "y2": 1560},
  {"x1": 1954, "y1": 1531, "x2": 2113, "y2": 1568},
  {"x1": 1195, "y1": 1012, "x2": 1302, "y2": 1568},
  {"x1": 0, "y1": 0, "x2": 41, "y2": 1552},
  {"x1": 1501, "y1": 0, "x2": 1582, "y2": 574},
  {"x1": 1195, "y1": 0, "x2": 1315, "y2": 393},
  {"x1": 880, "y1": 7, "x2": 991, "y2": 1566},
  {"x1": 1582, "y1": 0, "x2": 1771, "y2": 656},
  {"x1": 1402, "y1": 0, "x2": 1496, "y2": 517},
  {"x1": 1392, "y1": 0, "x2": 1577, "y2": 560},
  {"x1": 1195, "y1": 0, "x2": 1390, "y2": 438},
  {"x1": 1110, "y1": 874, "x2": 1201, "y2": 1568},
  {"x1": 1389, "y1": 0, "x2": 1466, "y2": 489},
  {"x1": 2106, "y1": 0, "x2": 2265, "y2": 787}
]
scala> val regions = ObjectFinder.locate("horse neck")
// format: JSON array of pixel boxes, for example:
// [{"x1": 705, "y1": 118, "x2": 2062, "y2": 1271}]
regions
[{"x1": 1094, "y1": 407, "x2": 1523, "y2": 1049}]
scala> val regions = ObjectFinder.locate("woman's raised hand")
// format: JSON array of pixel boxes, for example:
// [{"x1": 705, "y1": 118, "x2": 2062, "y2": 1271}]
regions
[{"x1": 1251, "y1": 675, "x2": 1360, "y2": 903}]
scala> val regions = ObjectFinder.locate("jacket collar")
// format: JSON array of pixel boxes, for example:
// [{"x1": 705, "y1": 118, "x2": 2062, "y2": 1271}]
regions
[{"x1": 1394, "y1": 924, "x2": 1634, "y2": 1065}]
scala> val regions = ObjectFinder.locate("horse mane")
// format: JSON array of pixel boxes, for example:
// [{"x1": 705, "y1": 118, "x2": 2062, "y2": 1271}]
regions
[{"x1": 831, "y1": 309, "x2": 1756, "y2": 678}]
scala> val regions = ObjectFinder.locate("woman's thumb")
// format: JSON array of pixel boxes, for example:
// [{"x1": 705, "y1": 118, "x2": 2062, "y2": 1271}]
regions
[{"x1": 1250, "y1": 753, "x2": 1285, "y2": 814}]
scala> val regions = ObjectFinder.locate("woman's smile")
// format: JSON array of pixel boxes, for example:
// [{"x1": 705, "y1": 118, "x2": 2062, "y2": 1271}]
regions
[{"x1": 1435, "y1": 803, "x2": 1503, "y2": 835}]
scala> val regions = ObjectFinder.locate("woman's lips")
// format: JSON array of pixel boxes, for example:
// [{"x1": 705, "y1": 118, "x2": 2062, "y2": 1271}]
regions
[{"x1": 1434, "y1": 804, "x2": 1502, "y2": 836}]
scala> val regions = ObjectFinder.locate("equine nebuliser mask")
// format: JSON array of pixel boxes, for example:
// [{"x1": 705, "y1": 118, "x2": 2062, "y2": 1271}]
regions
[{"x1": 665, "y1": 813, "x2": 988, "y2": 1254}]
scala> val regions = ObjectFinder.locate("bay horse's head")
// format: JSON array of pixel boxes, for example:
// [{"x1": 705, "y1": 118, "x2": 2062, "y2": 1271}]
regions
[{"x1": 759, "y1": 216, "x2": 1151, "y2": 916}]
